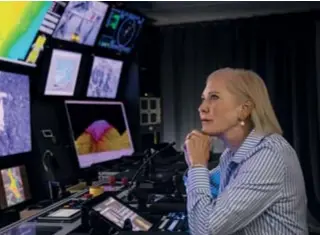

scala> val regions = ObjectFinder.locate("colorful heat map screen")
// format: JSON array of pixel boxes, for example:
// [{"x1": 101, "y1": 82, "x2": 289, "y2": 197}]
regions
[
  {"x1": 0, "y1": 165, "x2": 31, "y2": 209},
  {"x1": 0, "y1": 1, "x2": 52, "y2": 63},
  {"x1": 65, "y1": 100, "x2": 134, "y2": 168}
]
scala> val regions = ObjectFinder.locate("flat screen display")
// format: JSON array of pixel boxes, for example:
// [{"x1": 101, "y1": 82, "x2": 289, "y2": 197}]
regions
[
  {"x1": 44, "y1": 49, "x2": 81, "y2": 96},
  {"x1": 0, "y1": 165, "x2": 31, "y2": 209},
  {"x1": 53, "y1": 1, "x2": 108, "y2": 46},
  {"x1": 0, "y1": 2, "x2": 54, "y2": 65},
  {"x1": 97, "y1": 8, "x2": 145, "y2": 54},
  {"x1": 25, "y1": 1, "x2": 67, "y2": 64},
  {"x1": 65, "y1": 100, "x2": 134, "y2": 168},
  {"x1": 86, "y1": 56, "x2": 123, "y2": 99},
  {"x1": 0, "y1": 70, "x2": 31, "y2": 157},
  {"x1": 93, "y1": 197, "x2": 152, "y2": 231}
]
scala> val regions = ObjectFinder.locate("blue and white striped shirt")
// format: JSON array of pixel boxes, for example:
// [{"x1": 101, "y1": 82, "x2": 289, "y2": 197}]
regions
[{"x1": 187, "y1": 130, "x2": 308, "y2": 235}]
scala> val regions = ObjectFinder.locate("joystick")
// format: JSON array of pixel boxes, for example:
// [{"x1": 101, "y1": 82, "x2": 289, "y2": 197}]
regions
[{"x1": 123, "y1": 218, "x2": 133, "y2": 231}]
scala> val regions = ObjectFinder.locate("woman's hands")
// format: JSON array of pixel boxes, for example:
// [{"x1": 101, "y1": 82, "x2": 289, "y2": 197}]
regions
[{"x1": 184, "y1": 130, "x2": 211, "y2": 166}]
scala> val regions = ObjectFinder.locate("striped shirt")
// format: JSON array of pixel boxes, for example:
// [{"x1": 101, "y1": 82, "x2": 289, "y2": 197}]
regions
[{"x1": 186, "y1": 130, "x2": 308, "y2": 235}]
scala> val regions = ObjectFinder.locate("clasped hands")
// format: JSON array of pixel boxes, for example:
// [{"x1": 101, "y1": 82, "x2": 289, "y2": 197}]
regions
[{"x1": 184, "y1": 130, "x2": 212, "y2": 167}]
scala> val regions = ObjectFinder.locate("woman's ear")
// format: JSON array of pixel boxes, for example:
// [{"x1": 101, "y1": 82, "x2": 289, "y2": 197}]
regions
[{"x1": 240, "y1": 100, "x2": 254, "y2": 120}]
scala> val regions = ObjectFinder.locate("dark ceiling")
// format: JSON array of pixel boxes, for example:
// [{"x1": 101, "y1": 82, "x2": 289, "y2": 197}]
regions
[{"x1": 125, "y1": 1, "x2": 320, "y2": 26}]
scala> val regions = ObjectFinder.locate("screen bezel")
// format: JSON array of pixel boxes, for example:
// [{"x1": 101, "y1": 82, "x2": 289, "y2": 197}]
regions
[
  {"x1": 86, "y1": 55, "x2": 124, "y2": 99},
  {"x1": 52, "y1": 1, "x2": 109, "y2": 47},
  {"x1": 0, "y1": 165, "x2": 31, "y2": 209},
  {"x1": 92, "y1": 195, "x2": 153, "y2": 231},
  {"x1": 0, "y1": 63, "x2": 32, "y2": 159},
  {"x1": 44, "y1": 48, "x2": 82, "y2": 97},
  {"x1": 95, "y1": 5, "x2": 146, "y2": 56},
  {"x1": 64, "y1": 100, "x2": 135, "y2": 169}
]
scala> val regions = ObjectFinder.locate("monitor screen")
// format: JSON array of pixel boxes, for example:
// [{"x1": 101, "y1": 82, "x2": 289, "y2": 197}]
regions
[
  {"x1": 86, "y1": 56, "x2": 123, "y2": 99},
  {"x1": 53, "y1": 1, "x2": 108, "y2": 46},
  {"x1": 65, "y1": 100, "x2": 134, "y2": 168},
  {"x1": 25, "y1": 1, "x2": 68, "y2": 64},
  {"x1": 97, "y1": 8, "x2": 145, "y2": 54},
  {"x1": 0, "y1": 165, "x2": 31, "y2": 209},
  {"x1": 93, "y1": 197, "x2": 153, "y2": 231},
  {"x1": 0, "y1": 70, "x2": 31, "y2": 157},
  {"x1": 0, "y1": 2, "x2": 54, "y2": 65},
  {"x1": 44, "y1": 49, "x2": 82, "y2": 96}
]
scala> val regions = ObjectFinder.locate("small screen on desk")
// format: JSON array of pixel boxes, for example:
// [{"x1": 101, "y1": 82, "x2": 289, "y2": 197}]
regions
[{"x1": 93, "y1": 197, "x2": 152, "y2": 231}]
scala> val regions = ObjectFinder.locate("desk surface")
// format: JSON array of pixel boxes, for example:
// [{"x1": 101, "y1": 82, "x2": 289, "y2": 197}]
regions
[{"x1": 0, "y1": 182, "x2": 124, "y2": 235}]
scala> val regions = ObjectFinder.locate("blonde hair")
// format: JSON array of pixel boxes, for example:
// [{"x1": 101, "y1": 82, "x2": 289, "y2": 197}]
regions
[{"x1": 208, "y1": 68, "x2": 283, "y2": 135}]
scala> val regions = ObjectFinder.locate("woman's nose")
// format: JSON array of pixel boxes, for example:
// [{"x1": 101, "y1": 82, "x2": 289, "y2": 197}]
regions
[{"x1": 198, "y1": 102, "x2": 209, "y2": 113}]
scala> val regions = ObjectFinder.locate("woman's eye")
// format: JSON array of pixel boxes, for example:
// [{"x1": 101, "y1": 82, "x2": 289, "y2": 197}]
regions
[{"x1": 210, "y1": 94, "x2": 219, "y2": 100}]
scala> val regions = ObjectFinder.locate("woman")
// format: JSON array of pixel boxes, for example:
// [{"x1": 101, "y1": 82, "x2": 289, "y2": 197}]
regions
[{"x1": 184, "y1": 68, "x2": 308, "y2": 235}]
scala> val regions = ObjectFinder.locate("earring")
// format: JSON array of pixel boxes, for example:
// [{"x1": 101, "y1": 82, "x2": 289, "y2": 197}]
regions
[{"x1": 240, "y1": 120, "x2": 245, "y2": 126}]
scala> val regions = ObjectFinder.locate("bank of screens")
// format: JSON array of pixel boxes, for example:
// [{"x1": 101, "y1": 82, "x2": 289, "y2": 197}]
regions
[
  {"x1": 97, "y1": 8, "x2": 145, "y2": 54},
  {"x1": 0, "y1": 165, "x2": 31, "y2": 209},
  {"x1": 52, "y1": 1, "x2": 108, "y2": 46},
  {"x1": 86, "y1": 56, "x2": 123, "y2": 99},
  {"x1": 0, "y1": 70, "x2": 31, "y2": 157},
  {"x1": 0, "y1": 1, "x2": 66, "y2": 65},
  {"x1": 65, "y1": 100, "x2": 134, "y2": 168},
  {"x1": 44, "y1": 49, "x2": 81, "y2": 96}
]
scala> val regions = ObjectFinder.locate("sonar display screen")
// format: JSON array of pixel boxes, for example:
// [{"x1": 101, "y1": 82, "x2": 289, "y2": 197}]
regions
[
  {"x1": 87, "y1": 56, "x2": 123, "y2": 99},
  {"x1": 53, "y1": 1, "x2": 108, "y2": 46},
  {"x1": 45, "y1": 49, "x2": 82, "y2": 96},
  {"x1": 0, "y1": 165, "x2": 31, "y2": 209},
  {"x1": 25, "y1": 1, "x2": 68, "y2": 64},
  {"x1": 0, "y1": 2, "x2": 52, "y2": 64},
  {"x1": 0, "y1": 71, "x2": 31, "y2": 157},
  {"x1": 65, "y1": 100, "x2": 134, "y2": 168},
  {"x1": 97, "y1": 8, "x2": 145, "y2": 54}
]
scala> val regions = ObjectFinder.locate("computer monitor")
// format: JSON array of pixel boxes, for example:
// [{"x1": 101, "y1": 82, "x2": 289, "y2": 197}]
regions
[
  {"x1": 97, "y1": 8, "x2": 145, "y2": 54},
  {"x1": 86, "y1": 56, "x2": 123, "y2": 99},
  {"x1": 52, "y1": 1, "x2": 108, "y2": 46},
  {"x1": 0, "y1": 70, "x2": 31, "y2": 157},
  {"x1": 0, "y1": 165, "x2": 31, "y2": 209},
  {"x1": 44, "y1": 49, "x2": 82, "y2": 96},
  {"x1": 65, "y1": 100, "x2": 134, "y2": 169},
  {"x1": 0, "y1": 2, "x2": 54, "y2": 66},
  {"x1": 25, "y1": 1, "x2": 68, "y2": 64}
]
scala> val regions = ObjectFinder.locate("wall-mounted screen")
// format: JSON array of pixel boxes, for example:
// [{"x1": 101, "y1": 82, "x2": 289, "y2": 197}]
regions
[
  {"x1": 44, "y1": 49, "x2": 82, "y2": 96},
  {"x1": 0, "y1": 165, "x2": 31, "y2": 209},
  {"x1": 25, "y1": 1, "x2": 68, "y2": 64},
  {"x1": 53, "y1": 1, "x2": 108, "y2": 46},
  {"x1": 65, "y1": 100, "x2": 134, "y2": 169},
  {"x1": 97, "y1": 8, "x2": 145, "y2": 54},
  {"x1": 87, "y1": 56, "x2": 123, "y2": 99},
  {"x1": 0, "y1": 70, "x2": 31, "y2": 157},
  {"x1": 0, "y1": 2, "x2": 53, "y2": 65}
]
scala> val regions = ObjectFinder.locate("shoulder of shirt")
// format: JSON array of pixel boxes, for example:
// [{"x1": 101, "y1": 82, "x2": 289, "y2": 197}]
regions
[
  {"x1": 255, "y1": 133, "x2": 296, "y2": 157},
  {"x1": 220, "y1": 133, "x2": 296, "y2": 165}
]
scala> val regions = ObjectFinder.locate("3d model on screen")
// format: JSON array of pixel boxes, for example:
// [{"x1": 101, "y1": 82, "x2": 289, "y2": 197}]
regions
[{"x1": 75, "y1": 120, "x2": 130, "y2": 155}]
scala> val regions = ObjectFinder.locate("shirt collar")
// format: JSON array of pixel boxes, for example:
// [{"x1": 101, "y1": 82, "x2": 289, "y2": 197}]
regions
[{"x1": 221, "y1": 129, "x2": 265, "y2": 165}]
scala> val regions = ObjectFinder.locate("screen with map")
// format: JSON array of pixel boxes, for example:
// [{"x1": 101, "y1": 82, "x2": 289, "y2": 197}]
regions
[
  {"x1": 0, "y1": 165, "x2": 31, "y2": 209},
  {"x1": 0, "y1": 70, "x2": 31, "y2": 157},
  {"x1": 45, "y1": 49, "x2": 82, "y2": 96},
  {"x1": 65, "y1": 100, "x2": 134, "y2": 168},
  {"x1": 86, "y1": 56, "x2": 123, "y2": 99},
  {"x1": 53, "y1": 1, "x2": 108, "y2": 46},
  {"x1": 25, "y1": 1, "x2": 68, "y2": 65},
  {"x1": 97, "y1": 8, "x2": 145, "y2": 54},
  {"x1": 0, "y1": 2, "x2": 53, "y2": 65}
]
